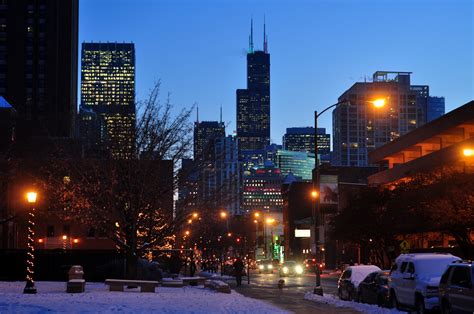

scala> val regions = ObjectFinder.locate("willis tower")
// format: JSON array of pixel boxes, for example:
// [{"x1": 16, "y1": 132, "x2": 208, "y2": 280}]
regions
[{"x1": 236, "y1": 19, "x2": 270, "y2": 157}]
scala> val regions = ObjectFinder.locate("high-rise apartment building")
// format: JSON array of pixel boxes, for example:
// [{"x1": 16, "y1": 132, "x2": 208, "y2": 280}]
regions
[
  {"x1": 0, "y1": 0, "x2": 78, "y2": 140},
  {"x1": 236, "y1": 19, "x2": 270, "y2": 155},
  {"x1": 80, "y1": 42, "x2": 135, "y2": 159},
  {"x1": 332, "y1": 71, "x2": 430, "y2": 166},
  {"x1": 427, "y1": 96, "x2": 445, "y2": 122}
]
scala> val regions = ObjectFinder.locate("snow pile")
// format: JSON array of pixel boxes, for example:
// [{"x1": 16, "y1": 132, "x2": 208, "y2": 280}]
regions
[
  {"x1": 199, "y1": 271, "x2": 234, "y2": 281},
  {"x1": 0, "y1": 281, "x2": 288, "y2": 313},
  {"x1": 304, "y1": 292, "x2": 407, "y2": 314}
]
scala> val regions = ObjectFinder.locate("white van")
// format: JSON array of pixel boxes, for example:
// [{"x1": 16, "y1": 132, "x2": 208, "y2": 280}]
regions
[{"x1": 389, "y1": 253, "x2": 461, "y2": 313}]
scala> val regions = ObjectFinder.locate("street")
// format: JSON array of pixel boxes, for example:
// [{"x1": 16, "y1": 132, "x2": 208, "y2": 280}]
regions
[{"x1": 231, "y1": 270, "x2": 361, "y2": 314}]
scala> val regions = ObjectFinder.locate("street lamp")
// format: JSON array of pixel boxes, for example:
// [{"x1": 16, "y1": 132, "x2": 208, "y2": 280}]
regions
[
  {"x1": 463, "y1": 148, "x2": 474, "y2": 157},
  {"x1": 313, "y1": 98, "x2": 386, "y2": 295},
  {"x1": 24, "y1": 191, "x2": 37, "y2": 294}
]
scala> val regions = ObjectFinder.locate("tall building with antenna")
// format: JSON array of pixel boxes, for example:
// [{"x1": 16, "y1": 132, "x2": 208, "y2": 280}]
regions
[{"x1": 236, "y1": 18, "x2": 270, "y2": 156}]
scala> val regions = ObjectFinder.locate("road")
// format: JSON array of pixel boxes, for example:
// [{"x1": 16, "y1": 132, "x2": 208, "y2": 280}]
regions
[{"x1": 229, "y1": 270, "x2": 361, "y2": 314}]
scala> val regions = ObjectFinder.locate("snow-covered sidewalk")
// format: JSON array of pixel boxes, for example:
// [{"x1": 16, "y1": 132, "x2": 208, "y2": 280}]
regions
[
  {"x1": 0, "y1": 281, "x2": 288, "y2": 313},
  {"x1": 304, "y1": 292, "x2": 407, "y2": 314}
]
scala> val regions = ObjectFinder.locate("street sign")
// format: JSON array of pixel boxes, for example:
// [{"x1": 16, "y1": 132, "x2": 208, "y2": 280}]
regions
[{"x1": 400, "y1": 240, "x2": 410, "y2": 253}]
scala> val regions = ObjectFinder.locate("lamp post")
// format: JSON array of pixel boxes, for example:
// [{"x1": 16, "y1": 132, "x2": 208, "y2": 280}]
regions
[
  {"x1": 24, "y1": 191, "x2": 37, "y2": 294},
  {"x1": 313, "y1": 98, "x2": 386, "y2": 295}
]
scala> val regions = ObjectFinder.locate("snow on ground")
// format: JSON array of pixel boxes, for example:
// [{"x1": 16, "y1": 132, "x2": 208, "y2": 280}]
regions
[
  {"x1": 0, "y1": 281, "x2": 289, "y2": 313},
  {"x1": 304, "y1": 292, "x2": 407, "y2": 314}
]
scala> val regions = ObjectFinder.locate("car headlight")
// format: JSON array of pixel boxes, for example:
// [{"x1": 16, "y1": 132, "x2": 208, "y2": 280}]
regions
[
  {"x1": 259, "y1": 265, "x2": 264, "y2": 270},
  {"x1": 268, "y1": 264, "x2": 273, "y2": 269},
  {"x1": 283, "y1": 267, "x2": 289, "y2": 273},
  {"x1": 295, "y1": 265, "x2": 303, "y2": 274}
]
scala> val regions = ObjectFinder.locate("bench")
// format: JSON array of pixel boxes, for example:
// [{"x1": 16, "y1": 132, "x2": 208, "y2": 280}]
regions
[
  {"x1": 105, "y1": 279, "x2": 159, "y2": 293},
  {"x1": 161, "y1": 278, "x2": 184, "y2": 288},
  {"x1": 181, "y1": 277, "x2": 207, "y2": 286}
]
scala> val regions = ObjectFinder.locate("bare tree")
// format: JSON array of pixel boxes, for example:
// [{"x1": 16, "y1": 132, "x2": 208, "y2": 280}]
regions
[{"x1": 42, "y1": 82, "x2": 196, "y2": 277}]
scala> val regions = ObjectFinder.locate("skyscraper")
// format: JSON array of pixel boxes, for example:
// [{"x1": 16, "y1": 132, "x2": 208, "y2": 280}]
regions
[
  {"x1": 80, "y1": 42, "x2": 136, "y2": 159},
  {"x1": 236, "y1": 19, "x2": 270, "y2": 155},
  {"x1": 214, "y1": 135, "x2": 242, "y2": 215},
  {"x1": 193, "y1": 120, "x2": 225, "y2": 161},
  {"x1": 283, "y1": 127, "x2": 330, "y2": 156},
  {"x1": 332, "y1": 71, "x2": 430, "y2": 166},
  {"x1": 427, "y1": 96, "x2": 445, "y2": 122},
  {"x1": 193, "y1": 119, "x2": 225, "y2": 208},
  {"x1": 0, "y1": 0, "x2": 78, "y2": 140}
]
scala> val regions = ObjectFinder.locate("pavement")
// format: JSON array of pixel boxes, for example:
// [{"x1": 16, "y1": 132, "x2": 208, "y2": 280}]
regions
[{"x1": 227, "y1": 270, "x2": 362, "y2": 314}]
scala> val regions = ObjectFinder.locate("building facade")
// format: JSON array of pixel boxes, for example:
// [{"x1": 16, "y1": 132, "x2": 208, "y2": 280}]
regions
[
  {"x1": 427, "y1": 96, "x2": 445, "y2": 122},
  {"x1": 0, "y1": 0, "x2": 78, "y2": 141},
  {"x1": 236, "y1": 20, "x2": 270, "y2": 155},
  {"x1": 282, "y1": 127, "x2": 330, "y2": 163},
  {"x1": 242, "y1": 162, "x2": 283, "y2": 214},
  {"x1": 80, "y1": 42, "x2": 136, "y2": 159},
  {"x1": 275, "y1": 150, "x2": 315, "y2": 181},
  {"x1": 332, "y1": 71, "x2": 430, "y2": 167}
]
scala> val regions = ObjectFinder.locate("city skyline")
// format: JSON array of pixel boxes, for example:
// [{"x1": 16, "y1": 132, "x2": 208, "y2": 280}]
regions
[{"x1": 79, "y1": 0, "x2": 472, "y2": 146}]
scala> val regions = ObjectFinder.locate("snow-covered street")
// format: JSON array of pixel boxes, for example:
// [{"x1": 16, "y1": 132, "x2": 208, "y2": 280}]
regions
[{"x1": 0, "y1": 281, "x2": 288, "y2": 313}]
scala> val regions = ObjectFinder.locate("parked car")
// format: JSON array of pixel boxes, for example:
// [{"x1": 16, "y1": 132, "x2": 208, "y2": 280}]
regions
[
  {"x1": 279, "y1": 261, "x2": 304, "y2": 277},
  {"x1": 338, "y1": 265, "x2": 382, "y2": 301},
  {"x1": 389, "y1": 253, "x2": 461, "y2": 313},
  {"x1": 258, "y1": 260, "x2": 274, "y2": 274},
  {"x1": 439, "y1": 260, "x2": 474, "y2": 314},
  {"x1": 358, "y1": 270, "x2": 391, "y2": 307}
]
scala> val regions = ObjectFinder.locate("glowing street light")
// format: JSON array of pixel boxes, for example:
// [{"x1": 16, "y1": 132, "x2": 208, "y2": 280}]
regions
[
  {"x1": 266, "y1": 218, "x2": 276, "y2": 224},
  {"x1": 220, "y1": 211, "x2": 227, "y2": 219},
  {"x1": 192, "y1": 212, "x2": 199, "y2": 218},
  {"x1": 184, "y1": 230, "x2": 190, "y2": 236},
  {"x1": 24, "y1": 191, "x2": 38, "y2": 294},
  {"x1": 254, "y1": 212, "x2": 260, "y2": 218},
  {"x1": 463, "y1": 148, "x2": 474, "y2": 157},
  {"x1": 311, "y1": 190, "x2": 318, "y2": 198},
  {"x1": 26, "y1": 192, "x2": 37, "y2": 204}
]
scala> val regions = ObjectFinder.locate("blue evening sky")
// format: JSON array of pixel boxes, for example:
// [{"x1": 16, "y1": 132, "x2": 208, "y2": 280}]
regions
[{"x1": 79, "y1": 0, "x2": 473, "y2": 144}]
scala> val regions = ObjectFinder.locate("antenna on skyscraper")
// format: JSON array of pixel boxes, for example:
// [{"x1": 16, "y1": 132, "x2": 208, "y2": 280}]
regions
[
  {"x1": 249, "y1": 17, "x2": 254, "y2": 53},
  {"x1": 220, "y1": 105, "x2": 223, "y2": 124},
  {"x1": 196, "y1": 105, "x2": 199, "y2": 123},
  {"x1": 263, "y1": 15, "x2": 268, "y2": 53}
]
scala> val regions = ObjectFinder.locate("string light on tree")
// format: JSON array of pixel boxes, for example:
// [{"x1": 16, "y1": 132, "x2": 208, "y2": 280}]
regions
[{"x1": 24, "y1": 191, "x2": 37, "y2": 294}]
